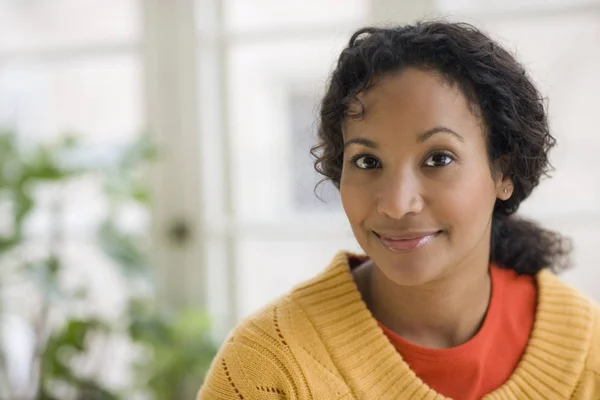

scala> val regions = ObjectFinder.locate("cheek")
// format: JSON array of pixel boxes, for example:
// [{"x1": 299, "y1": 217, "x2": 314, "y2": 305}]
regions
[
  {"x1": 437, "y1": 169, "x2": 496, "y2": 231},
  {"x1": 340, "y1": 175, "x2": 375, "y2": 225}
]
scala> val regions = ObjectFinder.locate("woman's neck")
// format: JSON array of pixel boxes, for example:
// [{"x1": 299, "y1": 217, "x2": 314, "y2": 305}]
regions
[{"x1": 355, "y1": 258, "x2": 492, "y2": 349}]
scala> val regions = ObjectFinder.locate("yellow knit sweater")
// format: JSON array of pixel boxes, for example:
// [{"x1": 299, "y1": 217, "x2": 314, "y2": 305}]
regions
[{"x1": 198, "y1": 252, "x2": 600, "y2": 399}]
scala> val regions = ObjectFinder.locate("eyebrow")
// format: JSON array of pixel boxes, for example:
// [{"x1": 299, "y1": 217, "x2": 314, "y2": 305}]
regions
[
  {"x1": 343, "y1": 137, "x2": 379, "y2": 150},
  {"x1": 417, "y1": 126, "x2": 464, "y2": 143},
  {"x1": 343, "y1": 126, "x2": 464, "y2": 149}
]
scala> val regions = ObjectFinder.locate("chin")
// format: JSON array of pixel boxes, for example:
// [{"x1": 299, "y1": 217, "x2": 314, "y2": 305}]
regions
[
  {"x1": 366, "y1": 238, "x2": 447, "y2": 287},
  {"x1": 378, "y1": 256, "x2": 444, "y2": 287}
]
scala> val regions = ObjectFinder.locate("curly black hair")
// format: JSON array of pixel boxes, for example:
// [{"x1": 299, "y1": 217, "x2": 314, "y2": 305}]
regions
[{"x1": 312, "y1": 21, "x2": 572, "y2": 275}]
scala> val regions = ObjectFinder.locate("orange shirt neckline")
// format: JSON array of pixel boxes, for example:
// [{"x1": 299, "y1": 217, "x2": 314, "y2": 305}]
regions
[{"x1": 378, "y1": 265, "x2": 537, "y2": 400}]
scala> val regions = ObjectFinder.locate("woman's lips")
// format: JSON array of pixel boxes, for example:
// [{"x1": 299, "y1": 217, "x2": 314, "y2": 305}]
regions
[{"x1": 376, "y1": 231, "x2": 440, "y2": 252}]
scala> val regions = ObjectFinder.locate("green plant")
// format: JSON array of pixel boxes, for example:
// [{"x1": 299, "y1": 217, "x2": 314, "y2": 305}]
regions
[
  {"x1": 128, "y1": 304, "x2": 217, "y2": 399},
  {"x1": 0, "y1": 129, "x2": 217, "y2": 400}
]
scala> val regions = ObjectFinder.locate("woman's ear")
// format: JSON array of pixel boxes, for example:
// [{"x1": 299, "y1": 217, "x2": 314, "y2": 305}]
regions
[{"x1": 493, "y1": 155, "x2": 513, "y2": 201}]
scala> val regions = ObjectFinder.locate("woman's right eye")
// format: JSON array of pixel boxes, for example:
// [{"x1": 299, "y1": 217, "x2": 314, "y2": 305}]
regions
[{"x1": 352, "y1": 155, "x2": 381, "y2": 169}]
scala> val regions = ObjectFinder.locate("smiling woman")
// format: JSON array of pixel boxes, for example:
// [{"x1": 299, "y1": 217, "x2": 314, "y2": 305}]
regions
[
  {"x1": 340, "y1": 69, "x2": 502, "y2": 289},
  {"x1": 198, "y1": 21, "x2": 600, "y2": 400}
]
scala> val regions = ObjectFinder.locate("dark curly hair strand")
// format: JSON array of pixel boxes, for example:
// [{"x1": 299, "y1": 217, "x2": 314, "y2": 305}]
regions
[{"x1": 312, "y1": 21, "x2": 572, "y2": 275}]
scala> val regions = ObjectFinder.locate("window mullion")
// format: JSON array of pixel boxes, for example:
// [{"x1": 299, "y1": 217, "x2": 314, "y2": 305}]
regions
[{"x1": 142, "y1": 0, "x2": 206, "y2": 311}]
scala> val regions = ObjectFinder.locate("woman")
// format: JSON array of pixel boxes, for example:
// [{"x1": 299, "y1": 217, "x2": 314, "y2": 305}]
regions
[{"x1": 199, "y1": 21, "x2": 600, "y2": 400}]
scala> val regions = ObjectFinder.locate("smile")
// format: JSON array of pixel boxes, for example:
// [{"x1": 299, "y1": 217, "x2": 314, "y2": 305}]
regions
[{"x1": 375, "y1": 231, "x2": 441, "y2": 253}]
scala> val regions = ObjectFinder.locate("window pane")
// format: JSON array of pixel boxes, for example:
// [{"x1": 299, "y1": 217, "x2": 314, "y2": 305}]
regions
[
  {"x1": 0, "y1": 54, "x2": 144, "y2": 252},
  {"x1": 478, "y1": 13, "x2": 600, "y2": 217},
  {"x1": 227, "y1": 39, "x2": 349, "y2": 222},
  {"x1": 289, "y1": 92, "x2": 342, "y2": 213},
  {"x1": 223, "y1": 0, "x2": 367, "y2": 33},
  {"x1": 0, "y1": 55, "x2": 142, "y2": 143},
  {"x1": 235, "y1": 236, "x2": 361, "y2": 318},
  {"x1": 544, "y1": 219, "x2": 600, "y2": 301},
  {"x1": 0, "y1": 0, "x2": 140, "y2": 51}
]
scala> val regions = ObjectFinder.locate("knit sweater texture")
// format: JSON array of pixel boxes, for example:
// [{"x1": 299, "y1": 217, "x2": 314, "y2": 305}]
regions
[{"x1": 198, "y1": 252, "x2": 600, "y2": 399}]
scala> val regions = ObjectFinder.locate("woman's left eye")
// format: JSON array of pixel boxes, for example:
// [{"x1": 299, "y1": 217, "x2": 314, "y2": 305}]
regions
[{"x1": 424, "y1": 153, "x2": 454, "y2": 167}]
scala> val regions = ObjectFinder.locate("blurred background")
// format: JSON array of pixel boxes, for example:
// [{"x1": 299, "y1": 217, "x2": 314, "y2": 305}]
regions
[{"x1": 0, "y1": 0, "x2": 599, "y2": 398}]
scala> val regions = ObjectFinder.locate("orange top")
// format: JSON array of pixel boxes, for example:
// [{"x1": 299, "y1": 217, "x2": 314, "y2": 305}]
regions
[{"x1": 378, "y1": 265, "x2": 537, "y2": 400}]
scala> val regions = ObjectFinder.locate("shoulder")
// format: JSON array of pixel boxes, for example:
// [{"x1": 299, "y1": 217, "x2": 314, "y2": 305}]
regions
[
  {"x1": 572, "y1": 300, "x2": 600, "y2": 398},
  {"x1": 222, "y1": 250, "x2": 356, "y2": 360},
  {"x1": 198, "y1": 296, "x2": 313, "y2": 399},
  {"x1": 224, "y1": 293, "x2": 316, "y2": 355},
  {"x1": 587, "y1": 299, "x2": 600, "y2": 374},
  {"x1": 199, "y1": 263, "x2": 352, "y2": 400},
  {"x1": 537, "y1": 270, "x2": 600, "y2": 373}
]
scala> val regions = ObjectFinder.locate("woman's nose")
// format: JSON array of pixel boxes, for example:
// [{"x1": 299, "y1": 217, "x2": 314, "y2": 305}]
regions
[{"x1": 376, "y1": 169, "x2": 424, "y2": 219}]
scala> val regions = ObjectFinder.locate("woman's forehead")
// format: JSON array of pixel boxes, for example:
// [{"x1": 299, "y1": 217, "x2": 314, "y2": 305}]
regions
[{"x1": 344, "y1": 69, "x2": 479, "y2": 139}]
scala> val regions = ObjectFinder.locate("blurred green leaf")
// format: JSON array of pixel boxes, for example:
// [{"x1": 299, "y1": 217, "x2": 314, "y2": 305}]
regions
[
  {"x1": 98, "y1": 219, "x2": 146, "y2": 276},
  {"x1": 101, "y1": 133, "x2": 156, "y2": 206},
  {"x1": 23, "y1": 257, "x2": 64, "y2": 302},
  {"x1": 0, "y1": 237, "x2": 18, "y2": 253},
  {"x1": 128, "y1": 306, "x2": 217, "y2": 398},
  {"x1": 13, "y1": 183, "x2": 34, "y2": 234},
  {"x1": 40, "y1": 318, "x2": 117, "y2": 398},
  {"x1": 120, "y1": 132, "x2": 159, "y2": 168}
]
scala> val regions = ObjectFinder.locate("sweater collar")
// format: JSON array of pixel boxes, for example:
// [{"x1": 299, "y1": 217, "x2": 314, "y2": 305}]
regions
[{"x1": 291, "y1": 252, "x2": 595, "y2": 400}]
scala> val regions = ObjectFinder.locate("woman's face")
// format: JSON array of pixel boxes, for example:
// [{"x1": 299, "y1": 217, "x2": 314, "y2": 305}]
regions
[{"x1": 340, "y1": 68, "x2": 512, "y2": 286}]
